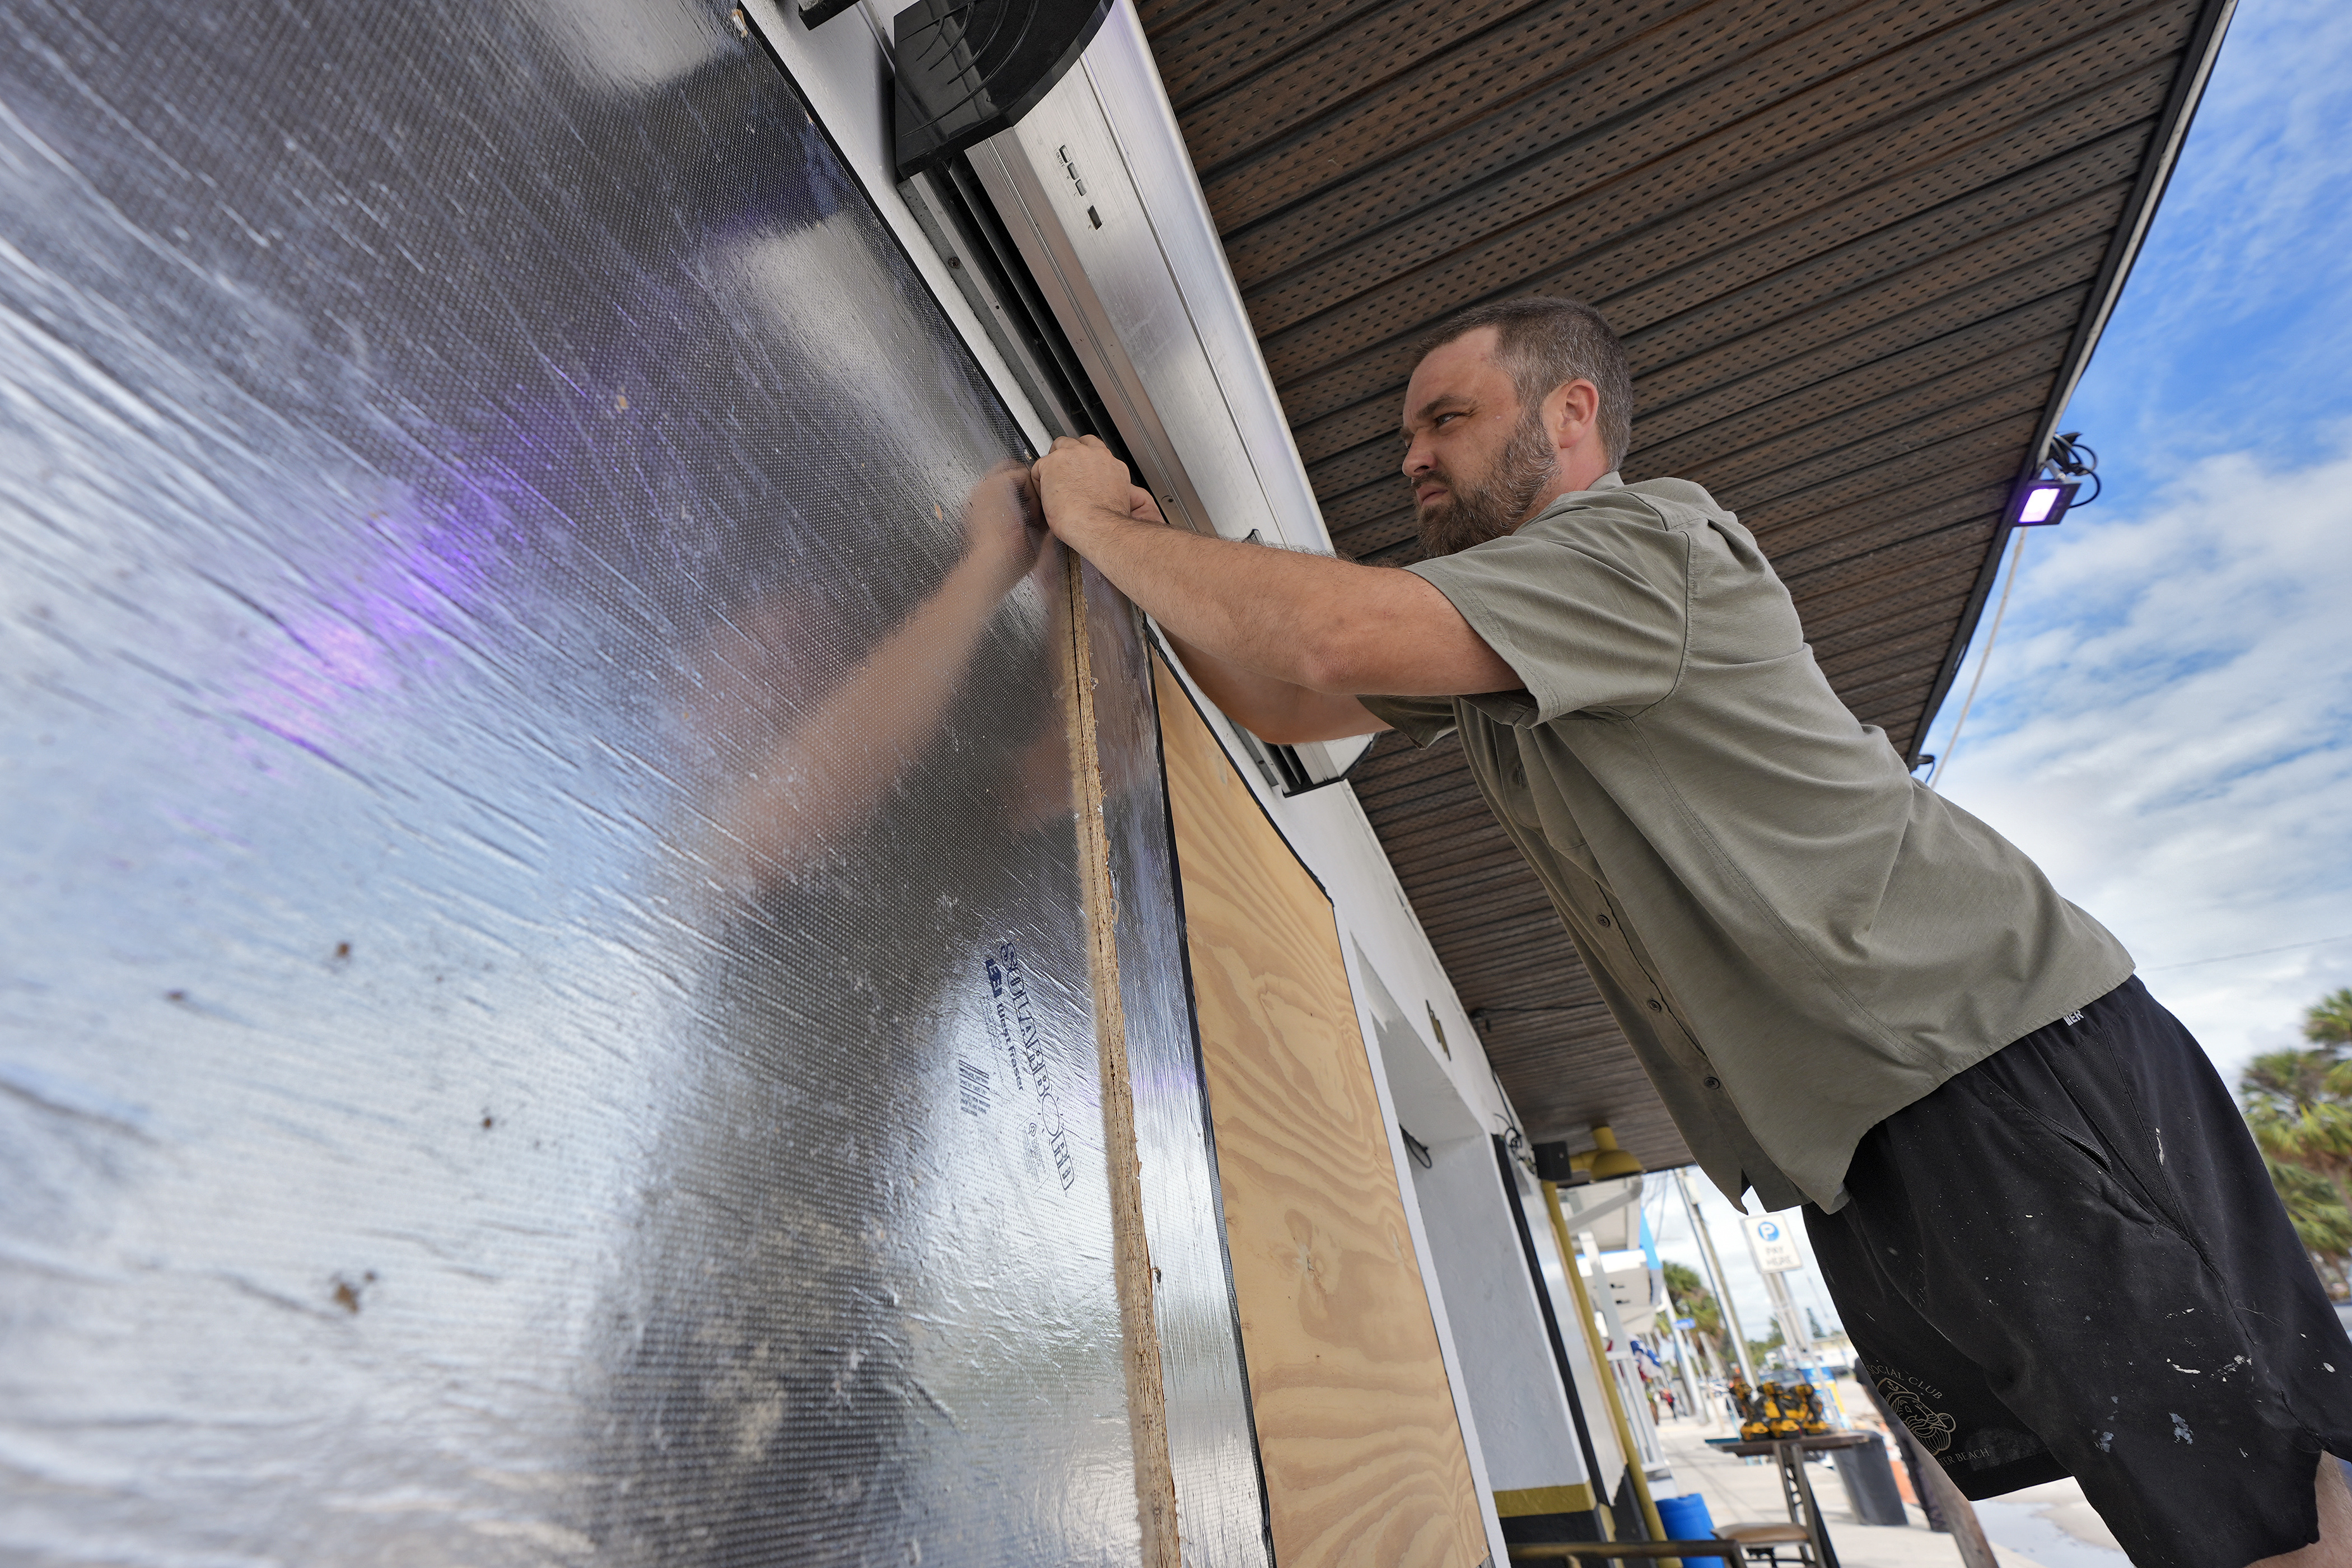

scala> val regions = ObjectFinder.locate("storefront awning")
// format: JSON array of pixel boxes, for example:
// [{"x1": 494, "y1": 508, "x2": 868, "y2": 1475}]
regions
[{"x1": 1139, "y1": 0, "x2": 2237, "y2": 1166}]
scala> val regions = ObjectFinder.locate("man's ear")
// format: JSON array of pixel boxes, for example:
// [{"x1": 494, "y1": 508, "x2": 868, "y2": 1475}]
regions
[{"x1": 1546, "y1": 379, "x2": 1601, "y2": 450}]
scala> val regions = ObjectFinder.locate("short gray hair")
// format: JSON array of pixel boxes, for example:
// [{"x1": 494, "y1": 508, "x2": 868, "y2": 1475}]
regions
[{"x1": 1412, "y1": 297, "x2": 1634, "y2": 468}]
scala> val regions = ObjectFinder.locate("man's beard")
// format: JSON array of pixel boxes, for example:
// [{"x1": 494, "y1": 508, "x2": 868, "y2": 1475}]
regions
[{"x1": 1413, "y1": 405, "x2": 1557, "y2": 557}]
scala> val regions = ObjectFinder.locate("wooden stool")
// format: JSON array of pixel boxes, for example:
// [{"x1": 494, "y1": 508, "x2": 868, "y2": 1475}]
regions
[
  {"x1": 1715, "y1": 1431, "x2": 1868, "y2": 1566},
  {"x1": 1505, "y1": 1544, "x2": 1746, "y2": 1561},
  {"x1": 1715, "y1": 1520, "x2": 1818, "y2": 1564}
]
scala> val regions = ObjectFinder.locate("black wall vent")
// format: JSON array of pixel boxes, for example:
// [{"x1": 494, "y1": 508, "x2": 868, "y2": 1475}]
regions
[{"x1": 893, "y1": 0, "x2": 1114, "y2": 178}]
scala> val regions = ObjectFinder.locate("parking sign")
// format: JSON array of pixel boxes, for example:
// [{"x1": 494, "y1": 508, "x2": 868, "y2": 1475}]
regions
[{"x1": 1747, "y1": 1214, "x2": 1803, "y2": 1272}]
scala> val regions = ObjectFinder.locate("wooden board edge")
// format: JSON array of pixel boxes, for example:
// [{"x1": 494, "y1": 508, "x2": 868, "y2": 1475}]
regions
[{"x1": 1061, "y1": 547, "x2": 1180, "y2": 1566}]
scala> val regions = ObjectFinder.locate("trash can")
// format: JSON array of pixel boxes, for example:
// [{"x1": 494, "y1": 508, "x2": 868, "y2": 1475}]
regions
[
  {"x1": 1654, "y1": 1494, "x2": 1728, "y2": 1568},
  {"x1": 1835, "y1": 1434, "x2": 1910, "y2": 1525}
]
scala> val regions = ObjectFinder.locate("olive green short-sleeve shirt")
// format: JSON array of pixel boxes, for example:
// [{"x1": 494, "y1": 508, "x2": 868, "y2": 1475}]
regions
[{"x1": 1361, "y1": 474, "x2": 2131, "y2": 1212}]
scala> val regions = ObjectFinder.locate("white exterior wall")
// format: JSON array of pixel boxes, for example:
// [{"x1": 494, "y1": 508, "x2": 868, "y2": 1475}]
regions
[
  {"x1": 1408, "y1": 1136, "x2": 1586, "y2": 1495},
  {"x1": 1516, "y1": 1165, "x2": 1633, "y2": 1496}
]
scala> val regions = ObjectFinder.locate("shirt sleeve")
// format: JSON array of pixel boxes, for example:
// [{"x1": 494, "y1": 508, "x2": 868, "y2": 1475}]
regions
[
  {"x1": 1355, "y1": 693, "x2": 1458, "y2": 747},
  {"x1": 1403, "y1": 500, "x2": 1690, "y2": 725}
]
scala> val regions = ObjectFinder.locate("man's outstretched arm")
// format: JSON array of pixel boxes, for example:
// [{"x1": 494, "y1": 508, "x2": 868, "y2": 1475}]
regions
[
  {"x1": 1033, "y1": 436, "x2": 1516, "y2": 742},
  {"x1": 1158, "y1": 628, "x2": 1386, "y2": 745}
]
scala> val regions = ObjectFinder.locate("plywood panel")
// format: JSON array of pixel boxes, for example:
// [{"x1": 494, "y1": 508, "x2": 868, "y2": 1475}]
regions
[{"x1": 1154, "y1": 659, "x2": 1488, "y2": 1568}]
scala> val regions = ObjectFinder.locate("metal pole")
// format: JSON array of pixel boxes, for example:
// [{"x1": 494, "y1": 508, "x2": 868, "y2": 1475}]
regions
[
  {"x1": 1675, "y1": 1167, "x2": 1756, "y2": 1387},
  {"x1": 1696, "y1": 1334, "x2": 1725, "y2": 1428},
  {"x1": 1667, "y1": 1316, "x2": 1703, "y2": 1417},
  {"x1": 1763, "y1": 1269, "x2": 1816, "y2": 1365},
  {"x1": 1543, "y1": 1179, "x2": 1675, "y2": 1568},
  {"x1": 1737, "y1": 1216, "x2": 1781, "y2": 1371}
]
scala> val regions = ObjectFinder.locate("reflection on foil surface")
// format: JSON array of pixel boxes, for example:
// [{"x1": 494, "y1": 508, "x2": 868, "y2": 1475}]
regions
[{"x1": 0, "y1": 2, "x2": 1155, "y2": 1561}]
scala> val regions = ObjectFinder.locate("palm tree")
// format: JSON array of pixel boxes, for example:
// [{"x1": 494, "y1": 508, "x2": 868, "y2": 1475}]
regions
[
  {"x1": 1663, "y1": 1261, "x2": 1729, "y2": 1369},
  {"x1": 2239, "y1": 995, "x2": 2352, "y2": 1299},
  {"x1": 2307, "y1": 988, "x2": 2352, "y2": 1049},
  {"x1": 2241, "y1": 1048, "x2": 2352, "y2": 1213},
  {"x1": 2265, "y1": 1155, "x2": 2352, "y2": 1298}
]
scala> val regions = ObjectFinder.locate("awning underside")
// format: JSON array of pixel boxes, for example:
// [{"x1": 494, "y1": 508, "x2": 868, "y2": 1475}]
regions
[{"x1": 1140, "y1": 0, "x2": 2227, "y2": 1165}]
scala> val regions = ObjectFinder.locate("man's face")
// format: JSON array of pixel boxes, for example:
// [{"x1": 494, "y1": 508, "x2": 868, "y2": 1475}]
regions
[{"x1": 1399, "y1": 328, "x2": 1557, "y2": 557}]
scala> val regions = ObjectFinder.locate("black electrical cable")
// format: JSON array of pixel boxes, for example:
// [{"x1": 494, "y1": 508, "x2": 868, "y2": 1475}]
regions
[{"x1": 2048, "y1": 431, "x2": 2103, "y2": 505}]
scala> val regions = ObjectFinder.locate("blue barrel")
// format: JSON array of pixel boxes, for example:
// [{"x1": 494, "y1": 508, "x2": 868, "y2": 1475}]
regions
[{"x1": 1654, "y1": 1494, "x2": 1727, "y2": 1568}]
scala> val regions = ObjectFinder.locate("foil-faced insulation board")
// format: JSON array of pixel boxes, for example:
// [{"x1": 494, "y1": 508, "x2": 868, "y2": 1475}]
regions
[{"x1": 0, "y1": 1, "x2": 1255, "y2": 1560}]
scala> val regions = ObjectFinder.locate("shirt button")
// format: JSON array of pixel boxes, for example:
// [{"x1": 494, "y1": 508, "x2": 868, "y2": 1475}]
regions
[
  {"x1": 1597, "y1": 914, "x2": 1611, "y2": 927},
  {"x1": 1646, "y1": 998, "x2": 1662, "y2": 1012},
  {"x1": 1705, "y1": 1076, "x2": 1721, "y2": 1090}
]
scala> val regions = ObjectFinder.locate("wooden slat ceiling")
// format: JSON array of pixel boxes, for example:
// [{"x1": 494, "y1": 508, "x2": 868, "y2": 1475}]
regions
[{"x1": 1138, "y1": 0, "x2": 2229, "y2": 1170}]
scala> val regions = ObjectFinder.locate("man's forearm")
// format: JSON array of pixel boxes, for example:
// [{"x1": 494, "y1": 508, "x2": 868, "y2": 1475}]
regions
[
  {"x1": 1060, "y1": 503, "x2": 1375, "y2": 690},
  {"x1": 1161, "y1": 627, "x2": 1385, "y2": 744},
  {"x1": 1030, "y1": 435, "x2": 1519, "y2": 700}
]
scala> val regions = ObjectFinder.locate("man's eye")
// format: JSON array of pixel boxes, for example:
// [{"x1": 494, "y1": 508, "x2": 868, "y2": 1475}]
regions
[{"x1": 1434, "y1": 412, "x2": 1459, "y2": 426}]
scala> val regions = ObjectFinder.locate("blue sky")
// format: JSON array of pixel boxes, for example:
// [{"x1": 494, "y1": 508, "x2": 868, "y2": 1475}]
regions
[
  {"x1": 1912, "y1": 0, "x2": 2352, "y2": 1086},
  {"x1": 1665, "y1": 0, "x2": 2352, "y2": 1343}
]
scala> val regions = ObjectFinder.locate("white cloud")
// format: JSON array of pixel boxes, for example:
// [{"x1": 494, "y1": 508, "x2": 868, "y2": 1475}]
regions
[
  {"x1": 2064, "y1": 0, "x2": 2352, "y2": 470},
  {"x1": 1927, "y1": 440, "x2": 2352, "y2": 1080},
  {"x1": 2139, "y1": 0, "x2": 2352, "y2": 305}
]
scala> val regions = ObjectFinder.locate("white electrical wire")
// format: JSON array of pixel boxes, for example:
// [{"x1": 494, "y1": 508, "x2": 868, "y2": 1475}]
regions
[{"x1": 1925, "y1": 528, "x2": 2030, "y2": 791}]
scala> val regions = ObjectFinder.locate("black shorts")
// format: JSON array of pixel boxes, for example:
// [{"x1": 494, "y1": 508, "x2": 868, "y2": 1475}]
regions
[{"x1": 1807, "y1": 976, "x2": 2352, "y2": 1568}]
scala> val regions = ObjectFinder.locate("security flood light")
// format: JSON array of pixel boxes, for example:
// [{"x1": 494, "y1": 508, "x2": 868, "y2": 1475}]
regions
[
  {"x1": 2014, "y1": 477, "x2": 2080, "y2": 526},
  {"x1": 2010, "y1": 431, "x2": 2101, "y2": 529}
]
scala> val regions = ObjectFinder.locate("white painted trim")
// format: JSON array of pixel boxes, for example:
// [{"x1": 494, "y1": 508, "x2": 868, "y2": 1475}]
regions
[
  {"x1": 1071, "y1": 6, "x2": 1334, "y2": 553},
  {"x1": 1341, "y1": 935, "x2": 1515, "y2": 1568},
  {"x1": 968, "y1": 2, "x2": 1333, "y2": 554}
]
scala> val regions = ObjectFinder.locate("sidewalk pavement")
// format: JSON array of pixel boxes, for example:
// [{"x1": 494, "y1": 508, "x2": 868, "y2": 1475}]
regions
[
  {"x1": 1650, "y1": 1415, "x2": 2124, "y2": 1568},
  {"x1": 1971, "y1": 1482, "x2": 2129, "y2": 1568}
]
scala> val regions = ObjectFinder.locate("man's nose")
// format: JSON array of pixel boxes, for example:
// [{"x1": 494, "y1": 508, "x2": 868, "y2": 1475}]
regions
[{"x1": 1401, "y1": 441, "x2": 1432, "y2": 480}]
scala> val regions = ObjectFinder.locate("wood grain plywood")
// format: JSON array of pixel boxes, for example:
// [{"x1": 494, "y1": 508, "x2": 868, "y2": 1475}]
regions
[{"x1": 1154, "y1": 659, "x2": 1487, "y2": 1568}]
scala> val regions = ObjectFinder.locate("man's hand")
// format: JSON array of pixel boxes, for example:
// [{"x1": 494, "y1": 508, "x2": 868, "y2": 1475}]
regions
[
  {"x1": 1124, "y1": 486, "x2": 1169, "y2": 526},
  {"x1": 1033, "y1": 435, "x2": 1145, "y2": 549},
  {"x1": 1028, "y1": 431, "x2": 1517, "y2": 734}
]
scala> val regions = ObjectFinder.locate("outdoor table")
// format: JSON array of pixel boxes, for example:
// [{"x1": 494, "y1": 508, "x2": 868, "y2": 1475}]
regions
[
  {"x1": 1506, "y1": 1543, "x2": 1730, "y2": 1561},
  {"x1": 1709, "y1": 1430, "x2": 1877, "y2": 1567}
]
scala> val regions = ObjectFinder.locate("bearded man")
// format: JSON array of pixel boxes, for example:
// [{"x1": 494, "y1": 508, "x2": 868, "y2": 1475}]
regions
[{"x1": 1032, "y1": 297, "x2": 2352, "y2": 1568}]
